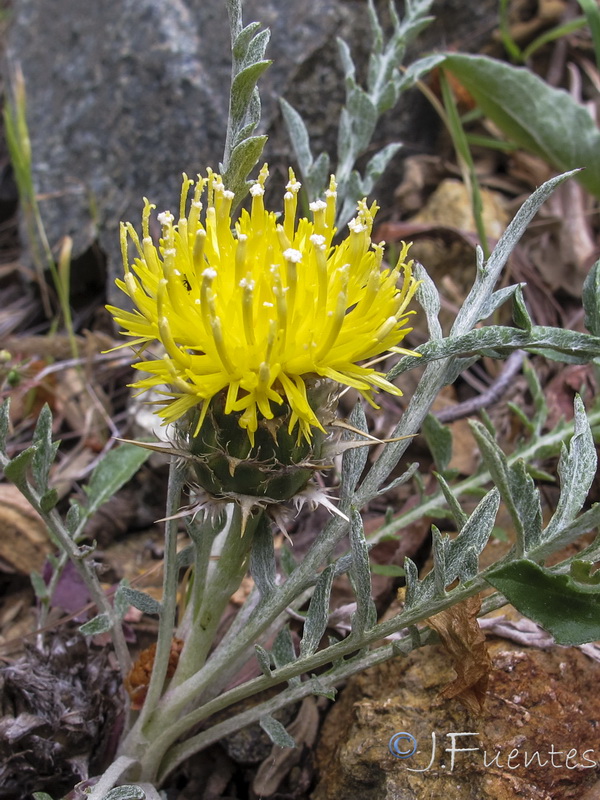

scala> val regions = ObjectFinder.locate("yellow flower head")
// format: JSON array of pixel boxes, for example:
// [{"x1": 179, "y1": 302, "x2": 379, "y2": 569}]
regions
[{"x1": 108, "y1": 165, "x2": 420, "y2": 443}]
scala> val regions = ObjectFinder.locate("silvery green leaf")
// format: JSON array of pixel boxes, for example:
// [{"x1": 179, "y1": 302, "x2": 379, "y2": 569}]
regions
[
  {"x1": 337, "y1": 107, "x2": 353, "y2": 172},
  {"x1": 259, "y1": 715, "x2": 296, "y2": 748},
  {"x1": 336, "y1": 36, "x2": 355, "y2": 82},
  {"x1": 100, "y1": 788, "x2": 146, "y2": 800},
  {"x1": 431, "y1": 525, "x2": 448, "y2": 597},
  {"x1": 33, "y1": 794, "x2": 55, "y2": 800},
  {"x1": 79, "y1": 612, "x2": 113, "y2": 636},
  {"x1": 306, "y1": 151, "x2": 330, "y2": 201},
  {"x1": 272, "y1": 626, "x2": 301, "y2": 686},
  {"x1": 434, "y1": 472, "x2": 468, "y2": 529},
  {"x1": 478, "y1": 283, "x2": 527, "y2": 322},
  {"x1": 340, "y1": 402, "x2": 369, "y2": 502},
  {"x1": 250, "y1": 517, "x2": 277, "y2": 599},
  {"x1": 583, "y1": 259, "x2": 600, "y2": 336},
  {"x1": 333, "y1": 551, "x2": 355, "y2": 578},
  {"x1": 309, "y1": 677, "x2": 337, "y2": 700},
  {"x1": 469, "y1": 421, "x2": 522, "y2": 539},
  {"x1": 347, "y1": 88, "x2": 377, "y2": 153},
  {"x1": 231, "y1": 61, "x2": 271, "y2": 124},
  {"x1": 453, "y1": 171, "x2": 579, "y2": 335},
  {"x1": 366, "y1": 0, "x2": 384, "y2": 56},
  {"x1": 115, "y1": 585, "x2": 162, "y2": 618},
  {"x1": 279, "y1": 98, "x2": 313, "y2": 178},
  {"x1": 349, "y1": 510, "x2": 377, "y2": 635},
  {"x1": 30, "y1": 569, "x2": 49, "y2": 601},
  {"x1": 0, "y1": 398, "x2": 9, "y2": 454},
  {"x1": 40, "y1": 487, "x2": 59, "y2": 513},
  {"x1": 403, "y1": 556, "x2": 423, "y2": 609},
  {"x1": 279, "y1": 543, "x2": 297, "y2": 577},
  {"x1": 377, "y1": 462, "x2": 419, "y2": 496},
  {"x1": 413, "y1": 261, "x2": 442, "y2": 340},
  {"x1": 31, "y1": 404, "x2": 59, "y2": 492},
  {"x1": 224, "y1": 135, "x2": 268, "y2": 203},
  {"x1": 363, "y1": 143, "x2": 402, "y2": 193},
  {"x1": 254, "y1": 644, "x2": 272, "y2": 677},
  {"x1": 389, "y1": 324, "x2": 600, "y2": 381},
  {"x1": 232, "y1": 21, "x2": 262, "y2": 61},
  {"x1": 299, "y1": 564, "x2": 335, "y2": 658},
  {"x1": 512, "y1": 285, "x2": 533, "y2": 332},
  {"x1": 66, "y1": 501, "x2": 82, "y2": 535},
  {"x1": 422, "y1": 414, "x2": 452, "y2": 473},
  {"x1": 535, "y1": 504, "x2": 600, "y2": 561},
  {"x1": 272, "y1": 625, "x2": 296, "y2": 667},
  {"x1": 543, "y1": 395, "x2": 597, "y2": 543},
  {"x1": 444, "y1": 488, "x2": 500, "y2": 583},
  {"x1": 4, "y1": 445, "x2": 36, "y2": 489},
  {"x1": 84, "y1": 443, "x2": 150, "y2": 517},
  {"x1": 241, "y1": 28, "x2": 270, "y2": 68},
  {"x1": 523, "y1": 360, "x2": 548, "y2": 434},
  {"x1": 396, "y1": 53, "x2": 446, "y2": 92},
  {"x1": 510, "y1": 459, "x2": 543, "y2": 551}
]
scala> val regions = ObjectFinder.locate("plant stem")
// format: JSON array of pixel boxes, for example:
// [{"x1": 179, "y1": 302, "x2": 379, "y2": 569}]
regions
[
  {"x1": 126, "y1": 458, "x2": 186, "y2": 738},
  {"x1": 222, "y1": 0, "x2": 243, "y2": 172},
  {"x1": 172, "y1": 504, "x2": 260, "y2": 685}
]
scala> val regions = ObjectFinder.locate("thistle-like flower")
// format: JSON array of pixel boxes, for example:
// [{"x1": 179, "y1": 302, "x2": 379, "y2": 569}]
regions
[{"x1": 108, "y1": 165, "x2": 419, "y2": 508}]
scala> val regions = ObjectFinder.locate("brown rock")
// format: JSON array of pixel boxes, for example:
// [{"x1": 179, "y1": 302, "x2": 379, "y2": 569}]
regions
[{"x1": 313, "y1": 637, "x2": 600, "y2": 800}]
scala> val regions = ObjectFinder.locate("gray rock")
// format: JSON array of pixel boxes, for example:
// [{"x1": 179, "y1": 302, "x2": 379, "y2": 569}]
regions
[{"x1": 6, "y1": 0, "x2": 497, "y2": 302}]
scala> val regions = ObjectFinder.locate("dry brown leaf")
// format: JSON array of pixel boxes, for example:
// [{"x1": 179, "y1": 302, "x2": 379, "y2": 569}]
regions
[
  {"x1": 427, "y1": 594, "x2": 491, "y2": 713},
  {"x1": 0, "y1": 483, "x2": 50, "y2": 574}
]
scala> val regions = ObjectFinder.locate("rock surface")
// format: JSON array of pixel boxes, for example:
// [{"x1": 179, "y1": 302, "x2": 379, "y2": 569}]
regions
[
  {"x1": 313, "y1": 636, "x2": 600, "y2": 800},
  {"x1": 6, "y1": 0, "x2": 498, "y2": 300}
]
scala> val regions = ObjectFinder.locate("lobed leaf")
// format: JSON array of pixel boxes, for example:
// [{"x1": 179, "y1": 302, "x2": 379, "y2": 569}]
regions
[
  {"x1": 349, "y1": 510, "x2": 377, "y2": 635},
  {"x1": 543, "y1": 395, "x2": 597, "y2": 543},
  {"x1": 299, "y1": 564, "x2": 335, "y2": 658},
  {"x1": 340, "y1": 401, "x2": 369, "y2": 502}
]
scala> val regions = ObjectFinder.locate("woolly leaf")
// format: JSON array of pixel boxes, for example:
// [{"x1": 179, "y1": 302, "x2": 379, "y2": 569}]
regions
[
  {"x1": 32, "y1": 404, "x2": 59, "y2": 491},
  {"x1": 299, "y1": 564, "x2": 335, "y2": 658},
  {"x1": 543, "y1": 395, "x2": 597, "y2": 543},
  {"x1": 4, "y1": 446, "x2": 36, "y2": 489},
  {"x1": 583, "y1": 259, "x2": 600, "y2": 336},
  {"x1": 115, "y1": 585, "x2": 162, "y2": 618},
  {"x1": 349, "y1": 509, "x2": 377, "y2": 635},
  {"x1": 259, "y1": 715, "x2": 296, "y2": 748},
  {"x1": 79, "y1": 612, "x2": 112, "y2": 636},
  {"x1": 422, "y1": 414, "x2": 452, "y2": 473},
  {"x1": 250, "y1": 516, "x2": 277, "y2": 599},
  {"x1": 84, "y1": 443, "x2": 151, "y2": 517},
  {"x1": 340, "y1": 401, "x2": 369, "y2": 501},
  {"x1": 254, "y1": 644, "x2": 272, "y2": 677}
]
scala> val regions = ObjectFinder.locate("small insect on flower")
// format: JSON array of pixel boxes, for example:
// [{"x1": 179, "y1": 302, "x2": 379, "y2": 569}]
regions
[{"x1": 108, "y1": 165, "x2": 420, "y2": 512}]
